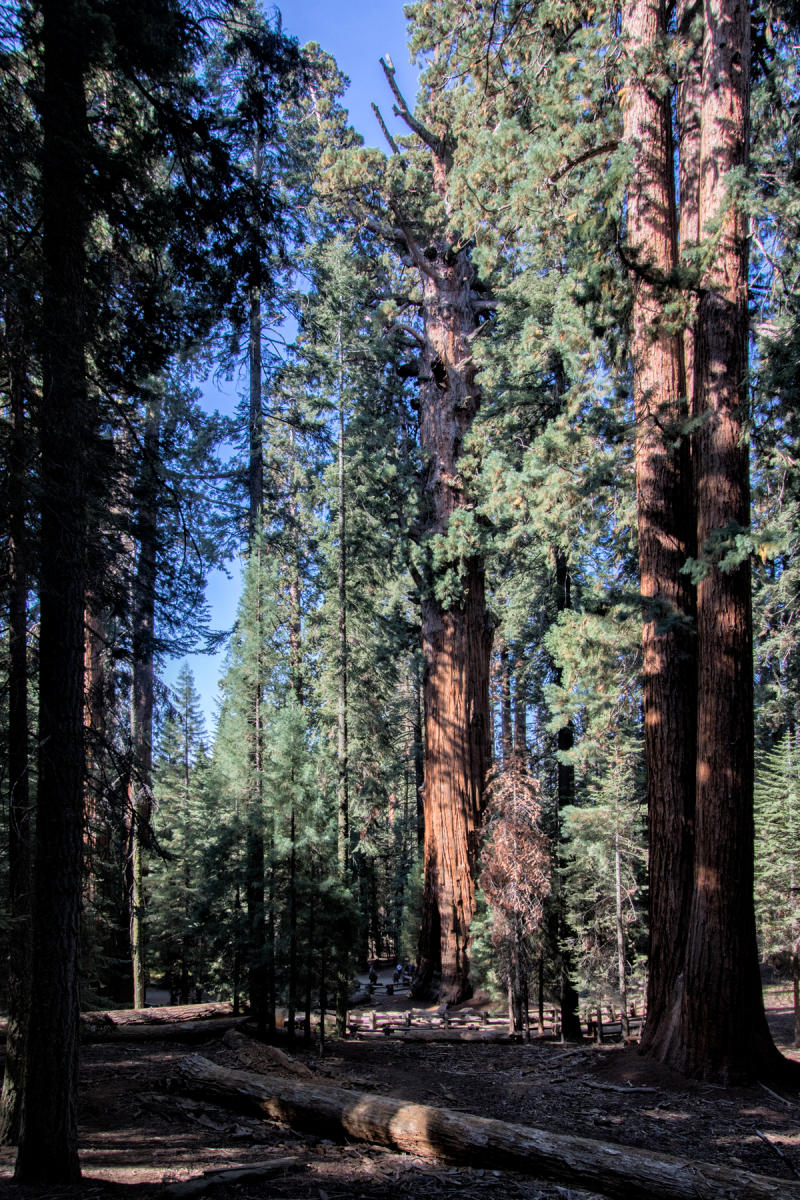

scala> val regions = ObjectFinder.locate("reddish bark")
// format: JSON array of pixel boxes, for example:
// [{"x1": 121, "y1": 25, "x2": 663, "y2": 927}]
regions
[
  {"x1": 413, "y1": 240, "x2": 492, "y2": 1004},
  {"x1": 622, "y1": 0, "x2": 698, "y2": 1062},
  {"x1": 666, "y1": 0, "x2": 791, "y2": 1081}
]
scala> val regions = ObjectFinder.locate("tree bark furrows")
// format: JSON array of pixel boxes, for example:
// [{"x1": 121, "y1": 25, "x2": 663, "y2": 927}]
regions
[
  {"x1": 621, "y1": 0, "x2": 698, "y2": 1062},
  {"x1": 415, "y1": 240, "x2": 492, "y2": 1004},
  {"x1": 15, "y1": 0, "x2": 89, "y2": 1181},
  {"x1": 672, "y1": 0, "x2": 783, "y2": 1079}
]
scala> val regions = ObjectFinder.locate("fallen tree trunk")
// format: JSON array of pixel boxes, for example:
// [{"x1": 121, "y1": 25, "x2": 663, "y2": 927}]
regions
[
  {"x1": 83, "y1": 1017, "x2": 248, "y2": 1043},
  {"x1": 174, "y1": 1054, "x2": 800, "y2": 1200},
  {"x1": 377, "y1": 1027, "x2": 513, "y2": 1043},
  {"x1": 0, "y1": 1002, "x2": 237, "y2": 1043}
]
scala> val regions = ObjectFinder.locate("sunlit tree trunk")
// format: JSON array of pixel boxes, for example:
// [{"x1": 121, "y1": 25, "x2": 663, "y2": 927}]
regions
[
  {"x1": 621, "y1": 0, "x2": 697, "y2": 1063},
  {"x1": 669, "y1": 0, "x2": 789, "y2": 1080},
  {"x1": 413, "y1": 243, "x2": 492, "y2": 1004}
]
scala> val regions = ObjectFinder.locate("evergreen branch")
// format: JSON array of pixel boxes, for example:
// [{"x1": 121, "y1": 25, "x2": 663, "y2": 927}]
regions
[
  {"x1": 371, "y1": 102, "x2": 401, "y2": 155},
  {"x1": 547, "y1": 141, "x2": 619, "y2": 185},
  {"x1": 379, "y1": 55, "x2": 449, "y2": 162},
  {"x1": 393, "y1": 321, "x2": 427, "y2": 348},
  {"x1": 391, "y1": 209, "x2": 439, "y2": 279}
]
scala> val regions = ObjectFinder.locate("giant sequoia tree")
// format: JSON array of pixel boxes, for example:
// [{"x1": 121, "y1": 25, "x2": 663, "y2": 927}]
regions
[{"x1": 359, "y1": 61, "x2": 494, "y2": 1003}]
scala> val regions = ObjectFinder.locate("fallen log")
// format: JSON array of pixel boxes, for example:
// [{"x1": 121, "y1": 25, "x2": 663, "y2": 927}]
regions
[
  {"x1": 376, "y1": 1027, "x2": 513, "y2": 1044},
  {"x1": 84, "y1": 1016, "x2": 249, "y2": 1043},
  {"x1": 174, "y1": 1053, "x2": 800, "y2": 1200}
]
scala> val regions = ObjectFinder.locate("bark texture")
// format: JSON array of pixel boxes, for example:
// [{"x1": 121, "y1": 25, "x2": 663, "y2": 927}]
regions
[
  {"x1": 174, "y1": 1055, "x2": 800, "y2": 1200},
  {"x1": 15, "y1": 0, "x2": 89, "y2": 1181},
  {"x1": 621, "y1": 0, "x2": 698, "y2": 1063},
  {"x1": 669, "y1": 0, "x2": 786, "y2": 1080},
  {"x1": 414, "y1": 238, "x2": 492, "y2": 1003}
]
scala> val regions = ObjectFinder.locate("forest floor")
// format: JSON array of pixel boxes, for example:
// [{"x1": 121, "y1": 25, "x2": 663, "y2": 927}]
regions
[{"x1": 2, "y1": 982, "x2": 800, "y2": 1200}]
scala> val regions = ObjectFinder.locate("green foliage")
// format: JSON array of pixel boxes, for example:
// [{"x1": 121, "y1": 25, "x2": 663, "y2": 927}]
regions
[
  {"x1": 149, "y1": 665, "x2": 213, "y2": 999},
  {"x1": 754, "y1": 731, "x2": 800, "y2": 968}
]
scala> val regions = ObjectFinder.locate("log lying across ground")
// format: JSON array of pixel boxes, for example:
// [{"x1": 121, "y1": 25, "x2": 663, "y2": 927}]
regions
[
  {"x1": 84, "y1": 1015, "x2": 249, "y2": 1043},
  {"x1": 0, "y1": 1003, "x2": 245, "y2": 1045},
  {"x1": 174, "y1": 1053, "x2": 800, "y2": 1200}
]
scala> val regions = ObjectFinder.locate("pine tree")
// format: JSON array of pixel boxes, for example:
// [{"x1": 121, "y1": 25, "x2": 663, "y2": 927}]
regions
[
  {"x1": 754, "y1": 732, "x2": 800, "y2": 1045},
  {"x1": 149, "y1": 665, "x2": 211, "y2": 1002}
]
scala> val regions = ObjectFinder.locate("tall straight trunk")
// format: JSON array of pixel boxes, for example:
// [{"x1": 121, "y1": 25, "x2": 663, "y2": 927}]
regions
[
  {"x1": 413, "y1": 655, "x2": 425, "y2": 850},
  {"x1": 621, "y1": 0, "x2": 697, "y2": 1064},
  {"x1": 514, "y1": 676, "x2": 527, "y2": 760},
  {"x1": 248, "y1": 132, "x2": 264, "y2": 541},
  {"x1": 553, "y1": 550, "x2": 583, "y2": 1042},
  {"x1": 614, "y1": 813, "x2": 630, "y2": 1038},
  {"x1": 15, "y1": 1, "x2": 89, "y2": 1180},
  {"x1": 335, "y1": 374, "x2": 350, "y2": 1036},
  {"x1": 245, "y1": 142, "x2": 267, "y2": 1030},
  {"x1": 413, "y1": 240, "x2": 492, "y2": 1005},
  {"x1": 246, "y1": 537, "x2": 268, "y2": 1034},
  {"x1": 499, "y1": 641, "x2": 513, "y2": 767},
  {"x1": 130, "y1": 399, "x2": 160, "y2": 1010},
  {"x1": 0, "y1": 338, "x2": 31, "y2": 1146},
  {"x1": 676, "y1": 0, "x2": 702, "y2": 406},
  {"x1": 670, "y1": 0, "x2": 788, "y2": 1081}
]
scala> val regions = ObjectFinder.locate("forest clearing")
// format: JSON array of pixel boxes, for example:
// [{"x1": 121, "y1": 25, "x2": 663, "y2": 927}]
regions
[
  {"x1": 3, "y1": 0, "x2": 800, "y2": 1191},
  {"x1": 2, "y1": 986, "x2": 800, "y2": 1199}
]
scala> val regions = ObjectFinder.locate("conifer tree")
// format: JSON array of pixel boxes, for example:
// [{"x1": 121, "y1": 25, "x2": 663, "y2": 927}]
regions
[{"x1": 149, "y1": 665, "x2": 211, "y2": 1001}]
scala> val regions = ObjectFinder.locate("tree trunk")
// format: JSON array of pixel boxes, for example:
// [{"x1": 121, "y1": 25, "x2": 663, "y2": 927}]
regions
[
  {"x1": 15, "y1": 1, "x2": 89, "y2": 1181},
  {"x1": 414, "y1": 239, "x2": 492, "y2": 1004},
  {"x1": 553, "y1": 551, "x2": 583, "y2": 1041},
  {"x1": 129, "y1": 395, "x2": 160, "y2": 1011},
  {"x1": 499, "y1": 641, "x2": 513, "y2": 767},
  {"x1": 246, "y1": 185, "x2": 267, "y2": 1031},
  {"x1": 174, "y1": 1054, "x2": 800, "y2": 1200},
  {"x1": 667, "y1": 0, "x2": 790, "y2": 1081},
  {"x1": 245, "y1": 538, "x2": 268, "y2": 1036},
  {"x1": 336, "y1": 371, "x2": 350, "y2": 1036},
  {"x1": 621, "y1": 0, "x2": 698, "y2": 1065},
  {"x1": 614, "y1": 819, "x2": 630, "y2": 1038},
  {"x1": 0, "y1": 330, "x2": 31, "y2": 1146}
]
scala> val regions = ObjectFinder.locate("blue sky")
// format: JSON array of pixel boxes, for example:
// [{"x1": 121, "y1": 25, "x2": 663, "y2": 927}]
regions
[{"x1": 163, "y1": 0, "x2": 420, "y2": 733}]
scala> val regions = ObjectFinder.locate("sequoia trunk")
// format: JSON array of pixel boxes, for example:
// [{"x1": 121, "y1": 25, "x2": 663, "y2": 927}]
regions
[
  {"x1": 621, "y1": 0, "x2": 697, "y2": 1063},
  {"x1": 669, "y1": 0, "x2": 789, "y2": 1080},
  {"x1": 414, "y1": 242, "x2": 492, "y2": 1004}
]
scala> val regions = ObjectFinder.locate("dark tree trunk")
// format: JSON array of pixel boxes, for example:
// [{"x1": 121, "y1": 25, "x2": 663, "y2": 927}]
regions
[
  {"x1": 621, "y1": 0, "x2": 698, "y2": 1063},
  {"x1": 499, "y1": 641, "x2": 513, "y2": 767},
  {"x1": 0, "y1": 331, "x2": 31, "y2": 1146},
  {"x1": 335, "y1": 379, "x2": 350, "y2": 1036},
  {"x1": 666, "y1": 0, "x2": 790, "y2": 1081},
  {"x1": 246, "y1": 539, "x2": 268, "y2": 1035},
  {"x1": 15, "y1": 1, "x2": 89, "y2": 1181},
  {"x1": 553, "y1": 551, "x2": 583, "y2": 1042},
  {"x1": 130, "y1": 397, "x2": 160, "y2": 1010}
]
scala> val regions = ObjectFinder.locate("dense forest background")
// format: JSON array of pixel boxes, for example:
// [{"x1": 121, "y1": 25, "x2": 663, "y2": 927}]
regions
[{"x1": 1, "y1": 0, "x2": 800, "y2": 1183}]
